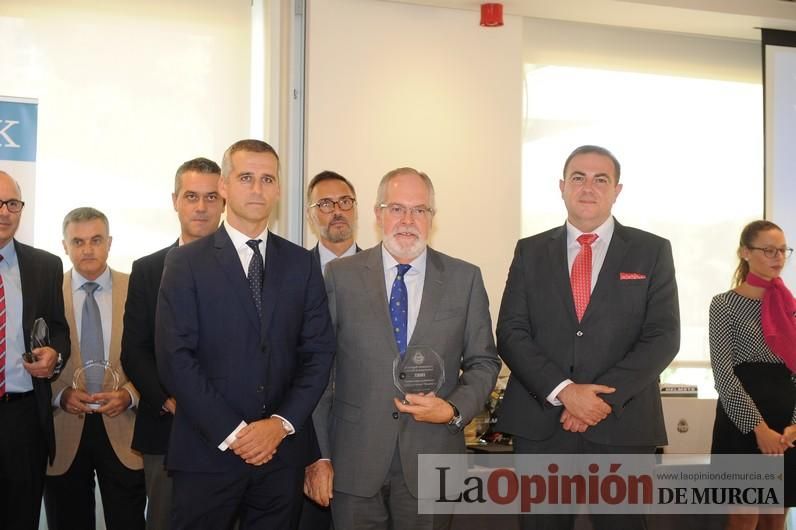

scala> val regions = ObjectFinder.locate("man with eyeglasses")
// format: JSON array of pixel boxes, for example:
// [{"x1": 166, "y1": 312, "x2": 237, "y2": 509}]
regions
[
  {"x1": 309, "y1": 167, "x2": 500, "y2": 529},
  {"x1": 306, "y1": 170, "x2": 361, "y2": 275},
  {"x1": 121, "y1": 157, "x2": 225, "y2": 530},
  {"x1": 45, "y1": 207, "x2": 146, "y2": 530},
  {"x1": 0, "y1": 170, "x2": 70, "y2": 530},
  {"x1": 155, "y1": 140, "x2": 334, "y2": 529},
  {"x1": 300, "y1": 170, "x2": 361, "y2": 530},
  {"x1": 495, "y1": 145, "x2": 680, "y2": 530}
]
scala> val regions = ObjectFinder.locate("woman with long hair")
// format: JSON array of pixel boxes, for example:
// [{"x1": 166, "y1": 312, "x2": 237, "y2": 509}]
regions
[{"x1": 710, "y1": 220, "x2": 796, "y2": 529}]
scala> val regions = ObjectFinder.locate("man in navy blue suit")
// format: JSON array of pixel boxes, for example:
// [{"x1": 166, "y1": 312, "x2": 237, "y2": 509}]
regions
[{"x1": 155, "y1": 139, "x2": 335, "y2": 530}]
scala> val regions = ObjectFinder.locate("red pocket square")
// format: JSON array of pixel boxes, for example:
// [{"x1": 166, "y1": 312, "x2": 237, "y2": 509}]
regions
[{"x1": 620, "y1": 272, "x2": 647, "y2": 280}]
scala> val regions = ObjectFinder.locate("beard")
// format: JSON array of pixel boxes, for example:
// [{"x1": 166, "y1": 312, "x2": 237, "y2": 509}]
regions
[
  {"x1": 382, "y1": 226, "x2": 426, "y2": 261},
  {"x1": 320, "y1": 217, "x2": 355, "y2": 244}
]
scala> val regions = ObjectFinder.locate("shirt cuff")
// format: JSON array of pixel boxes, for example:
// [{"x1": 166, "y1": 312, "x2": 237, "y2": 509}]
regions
[
  {"x1": 52, "y1": 388, "x2": 65, "y2": 408},
  {"x1": 124, "y1": 387, "x2": 138, "y2": 409},
  {"x1": 218, "y1": 421, "x2": 248, "y2": 451},
  {"x1": 547, "y1": 379, "x2": 574, "y2": 406},
  {"x1": 271, "y1": 414, "x2": 295, "y2": 435}
]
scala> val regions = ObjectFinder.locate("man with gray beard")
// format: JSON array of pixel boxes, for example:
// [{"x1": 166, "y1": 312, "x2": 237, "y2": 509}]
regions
[
  {"x1": 305, "y1": 171, "x2": 360, "y2": 275},
  {"x1": 308, "y1": 168, "x2": 500, "y2": 530},
  {"x1": 300, "y1": 170, "x2": 360, "y2": 530}
]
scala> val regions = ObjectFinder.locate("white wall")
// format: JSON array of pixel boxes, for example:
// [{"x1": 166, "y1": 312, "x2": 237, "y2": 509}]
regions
[
  {"x1": 0, "y1": 0, "x2": 253, "y2": 271},
  {"x1": 305, "y1": 0, "x2": 523, "y2": 320},
  {"x1": 522, "y1": 16, "x2": 760, "y2": 82}
]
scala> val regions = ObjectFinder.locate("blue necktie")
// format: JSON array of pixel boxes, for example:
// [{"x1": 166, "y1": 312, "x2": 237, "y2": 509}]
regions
[
  {"x1": 389, "y1": 264, "x2": 411, "y2": 357},
  {"x1": 81, "y1": 282, "x2": 104, "y2": 393},
  {"x1": 246, "y1": 239, "x2": 264, "y2": 317}
]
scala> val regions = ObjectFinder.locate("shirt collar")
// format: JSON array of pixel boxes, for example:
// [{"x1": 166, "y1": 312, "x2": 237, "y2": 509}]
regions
[
  {"x1": 0, "y1": 239, "x2": 18, "y2": 268},
  {"x1": 381, "y1": 244, "x2": 427, "y2": 276},
  {"x1": 71, "y1": 266, "x2": 112, "y2": 293},
  {"x1": 565, "y1": 216, "x2": 615, "y2": 246},
  {"x1": 318, "y1": 241, "x2": 357, "y2": 263},
  {"x1": 225, "y1": 223, "x2": 269, "y2": 252}
]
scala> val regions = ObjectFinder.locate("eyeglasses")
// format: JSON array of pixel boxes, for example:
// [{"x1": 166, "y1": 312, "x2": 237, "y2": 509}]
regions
[
  {"x1": 748, "y1": 246, "x2": 794, "y2": 259},
  {"x1": 0, "y1": 199, "x2": 25, "y2": 213},
  {"x1": 309, "y1": 197, "x2": 356, "y2": 214},
  {"x1": 378, "y1": 203, "x2": 434, "y2": 219}
]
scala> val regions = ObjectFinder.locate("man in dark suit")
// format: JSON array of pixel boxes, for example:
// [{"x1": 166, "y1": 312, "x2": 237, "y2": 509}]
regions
[
  {"x1": 310, "y1": 168, "x2": 500, "y2": 530},
  {"x1": 495, "y1": 145, "x2": 680, "y2": 530},
  {"x1": 0, "y1": 170, "x2": 70, "y2": 530},
  {"x1": 156, "y1": 140, "x2": 335, "y2": 529},
  {"x1": 121, "y1": 157, "x2": 224, "y2": 530},
  {"x1": 299, "y1": 170, "x2": 359, "y2": 530}
]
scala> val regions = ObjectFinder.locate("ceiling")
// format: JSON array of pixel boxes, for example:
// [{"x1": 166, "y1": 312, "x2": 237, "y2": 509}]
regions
[{"x1": 380, "y1": 0, "x2": 796, "y2": 40}]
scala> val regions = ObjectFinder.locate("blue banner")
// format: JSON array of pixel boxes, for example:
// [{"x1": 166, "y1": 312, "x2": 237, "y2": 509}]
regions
[{"x1": 0, "y1": 99, "x2": 38, "y2": 162}]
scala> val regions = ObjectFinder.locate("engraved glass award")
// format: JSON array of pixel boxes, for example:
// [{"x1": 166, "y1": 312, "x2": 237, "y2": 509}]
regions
[
  {"x1": 22, "y1": 317, "x2": 50, "y2": 363},
  {"x1": 393, "y1": 346, "x2": 445, "y2": 397},
  {"x1": 72, "y1": 360, "x2": 121, "y2": 409}
]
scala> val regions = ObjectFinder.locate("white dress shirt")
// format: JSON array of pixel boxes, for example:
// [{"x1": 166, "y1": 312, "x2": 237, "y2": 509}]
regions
[
  {"x1": 548, "y1": 216, "x2": 616, "y2": 405},
  {"x1": 318, "y1": 241, "x2": 357, "y2": 277},
  {"x1": 381, "y1": 245, "x2": 426, "y2": 345}
]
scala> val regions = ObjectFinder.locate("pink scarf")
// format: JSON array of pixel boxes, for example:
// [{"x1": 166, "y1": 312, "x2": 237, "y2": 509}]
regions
[{"x1": 746, "y1": 272, "x2": 796, "y2": 373}]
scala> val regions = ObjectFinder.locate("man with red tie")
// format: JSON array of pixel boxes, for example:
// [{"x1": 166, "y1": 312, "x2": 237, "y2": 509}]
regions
[
  {"x1": 495, "y1": 145, "x2": 680, "y2": 530},
  {"x1": 0, "y1": 170, "x2": 70, "y2": 530}
]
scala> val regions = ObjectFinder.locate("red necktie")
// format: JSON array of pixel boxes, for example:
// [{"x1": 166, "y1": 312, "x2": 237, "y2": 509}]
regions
[
  {"x1": 571, "y1": 233, "x2": 598, "y2": 322},
  {"x1": 0, "y1": 257, "x2": 6, "y2": 398}
]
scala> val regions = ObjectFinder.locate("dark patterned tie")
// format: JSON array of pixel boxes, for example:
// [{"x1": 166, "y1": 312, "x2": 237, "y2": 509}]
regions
[
  {"x1": 81, "y1": 282, "x2": 104, "y2": 393},
  {"x1": 389, "y1": 264, "x2": 411, "y2": 358},
  {"x1": 246, "y1": 239, "x2": 264, "y2": 317}
]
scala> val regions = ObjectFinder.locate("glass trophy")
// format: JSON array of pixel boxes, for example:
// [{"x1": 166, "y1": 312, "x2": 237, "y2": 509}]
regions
[
  {"x1": 393, "y1": 346, "x2": 445, "y2": 398},
  {"x1": 72, "y1": 360, "x2": 121, "y2": 409},
  {"x1": 22, "y1": 317, "x2": 50, "y2": 363}
]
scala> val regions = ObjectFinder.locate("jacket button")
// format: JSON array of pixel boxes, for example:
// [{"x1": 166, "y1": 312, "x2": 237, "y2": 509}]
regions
[
  {"x1": 392, "y1": 412, "x2": 399, "y2": 419},
  {"x1": 576, "y1": 330, "x2": 584, "y2": 337},
  {"x1": 257, "y1": 385, "x2": 264, "y2": 392}
]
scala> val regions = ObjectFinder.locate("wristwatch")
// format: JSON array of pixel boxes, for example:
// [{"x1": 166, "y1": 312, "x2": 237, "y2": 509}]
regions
[
  {"x1": 53, "y1": 352, "x2": 64, "y2": 375},
  {"x1": 447, "y1": 401, "x2": 464, "y2": 429}
]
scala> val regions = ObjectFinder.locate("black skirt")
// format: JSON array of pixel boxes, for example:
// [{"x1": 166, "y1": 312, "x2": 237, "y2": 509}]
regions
[{"x1": 712, "y1": 362, "x2": 795, "y2": 507}]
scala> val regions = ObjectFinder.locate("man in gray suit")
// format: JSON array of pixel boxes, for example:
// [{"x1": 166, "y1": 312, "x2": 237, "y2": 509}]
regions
[
  {"x1": 496, "y1": 145, "x2": 680, "y2": 530},
  {"x1": 309, "y1": 167, "x2": 500, "y2": 530}
]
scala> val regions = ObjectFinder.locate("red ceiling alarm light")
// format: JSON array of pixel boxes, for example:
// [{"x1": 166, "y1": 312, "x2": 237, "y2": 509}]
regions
[{"x1": 480, "y1": 3, "x2": 504, "y2": 27}]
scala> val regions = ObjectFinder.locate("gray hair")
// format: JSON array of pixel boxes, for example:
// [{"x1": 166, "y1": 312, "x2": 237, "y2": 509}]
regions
[
  {"x1": 174, "y1": 157, "x2": 221, "y2": 194},
  {"x1": 62, "y1": 207, "x2": 109, "y2": 237},
  {"x1": 374, "y1": 167, "x2": 435, "y2": 210},
  {"x1": 221, "y1": 139, "x2": 279, "y2": 179}
]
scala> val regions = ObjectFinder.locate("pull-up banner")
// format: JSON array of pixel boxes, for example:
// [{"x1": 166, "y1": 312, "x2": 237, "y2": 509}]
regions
[{"x1": 0, "y1": 96, "x2": 38, "y2": 244}]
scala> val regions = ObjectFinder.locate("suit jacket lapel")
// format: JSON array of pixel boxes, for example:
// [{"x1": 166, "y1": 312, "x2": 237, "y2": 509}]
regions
[
  {"x1": 548, "y1": 226, "x2": 578, "y2": 324},
  {"x1": 109, "y1": 270, "x2": 124, "y2": 365},
  {"x1": 62, "y1": 270, "x2": 82, "y2": 368},
  {"x1": 364, "y1": 245, "x2": 401, "y2": 357},
  {"x1": 408, "y1": 248, "x2": 443, "y2": 348},
  {"x1": 582, "y1": 221, "x2": 630, "y2": 323},
  {"x1": 15, "y1": 240, "x2": 35, "y2": 342},
  {"x1": 213, "y1": 226, "x2": 261, "y2": 333},
  {"x1": 261, "y1": 232, "x2": 284, "y2": 336}
]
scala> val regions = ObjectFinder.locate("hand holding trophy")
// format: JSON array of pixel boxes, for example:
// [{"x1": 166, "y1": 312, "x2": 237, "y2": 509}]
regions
[
  {"x1": 393, "y1": 346, "x2": 445, "y2": 401},
  {"x1": 72, "y1": 360, "x2": 121, "y2": 411},
  {"x1": 22, "y1": 317, "x2": 50, "y2": 363}
]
